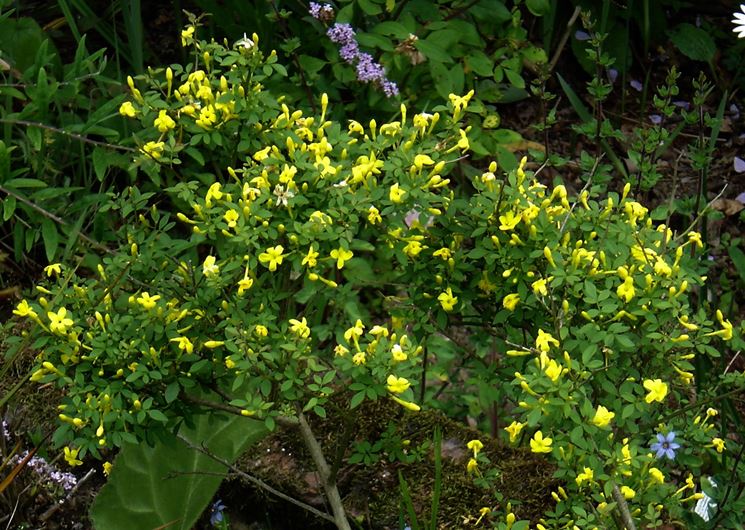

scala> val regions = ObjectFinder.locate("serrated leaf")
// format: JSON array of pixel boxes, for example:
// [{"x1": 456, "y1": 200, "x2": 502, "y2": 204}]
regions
[{"x1": 90, "y1": 412, "x2": 267, "y2": 530}]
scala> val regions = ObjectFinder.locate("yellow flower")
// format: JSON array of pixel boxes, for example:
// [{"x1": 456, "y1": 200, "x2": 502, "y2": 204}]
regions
[
  {"x1": 620, "y1": 486, "x2": 635, "y2": 500},
  {"x1": 170, "y1": 336, "x2": 194, "y2": 354},
  {"x1": 181, "y1": 26, "x2": 195, "y2": 46},
  {"x1": 649, "y1": 467, "x2": 665, "y2": 485},
  {"x1": 64, "y1": 446, "x2": 83, "y2": 466},
  {"x1": 531, "y1": 277, "x2": 548, "y2": 296},
  {"x1": 344, "y1": 319, "x2": 365, "y2": 343},
  {"x1": 368, "y1": 206, "x2": 382, "y2": 224},
  {"x1": 202, "y1": 255, "x2": 219, "y2": 277},
  {"x1": 330, "y1": 247, "x2": 353, "y2": 269},
  {"x1": 289, "y1": 317, "x2": 311, "y2": 339},
  {"x1": 119, "y1": 101, "x2": 136, "y2": 117},
  {"x1": 591, "y1": 405, "x2": 615, "y2": 428},
  {"x1": 544, "y1": 359, "x2": 562, "y2": 382},
  {"x1": 259, "y1": 245, "x2": 286, "y2": 271},
  {"x1": 335, "y1": 344, "x2": 349, "y2": 356},
  {"x1": 103, "y1": 461, "x2": 113, "y2": 476},
  {"x1": 302, "y1": 246, "x2": 319, "y2": 268},
  {"x1": 237, "y1": 276, "x2": 254, "y2": 294},
  {"x1": 254, "y1": 325, "x2": 268, "y2": 338},
  {"x1": 391, "y1": 344, "x2": 407, "y2": 362},
  {"x1": 467, "y1": 458, "x2": 478, "y2": 473},
  {"x1": 154, "y1": 109, "x2": 176, "y2": 132},
  {"x1": 391, "y1": 395, "x2": 420, "y2": 411},
  {"x1": 413, "y1": 154, "x2": 435, "y2": 169},
  {"x1": 467, "y1": 439, "x2": 484, "y2": 457},
  {"x1": 204, "y1": 340, "x2": 225, "y2": 348},
  {"x1": 403, "y1": 240, "x2": 424, "y2": 258},
  {"x1": 433, "y1": 247, "x2": 452, "y2": 260},
  {"x1": 530, "y1": 431, "x2": 552, "y2": 453},
  {"x1": 438, "y1": 288, "x2": 458, "y2": 312},
  {"x1": 48, "y1": 307, "x2": 74, "y2": 334},
  {"x1": 643, "y1": 378, "x2": 668, "y2": 403},
  {"x1": 44, "y1": 263, "x2": 62, "y2": 277},
  {"x1": 386, "y1": 375, "x2": 411, "y2": 394},
  {"x1": 504, "y1": 421, "x2": 525, "y2": 443},
  {"x1": 535, "y1": 329, "x2": 559, "y2": 353},
  {"x1": 136, "y1": 292, "x2": 161, "y2": 309},
  {"x1": 389, "y1": 183, "x2": 406, "y2": 203},
  {"x1": 224, "y1": 209, "x2": 240, "y2": 228},
  {"x1": 617, "y1": 276, "x2": 635, "y2": 303},
  {"x1": 502, "y1": 293, "x2": 520, "y2": 311},
  {"x1": 499, "y1": 211, "x2": 521, "y2": 231},
  {"x1": 352, "y1": 351, "x2": 366, "y2": 365},
  {"x1": 142, "y1": 141, "x2": 165, "y2": 159},
  {"x1": 13, "y1": 300, "x2": 37, "y2": 318},
  {"x1": 575, "y1": 467, "x2": 594, "y2": 486},
  {"x1": 705, "y1": 309, "x2": 733, "y2": 341},
  {"x1": 711, "y1": 437, "x2": 726, "y2": 453}
]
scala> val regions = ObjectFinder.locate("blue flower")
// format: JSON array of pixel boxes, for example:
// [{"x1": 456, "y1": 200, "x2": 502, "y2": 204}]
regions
[
  {"x1": 651, "y1": 431, "x2": 681, "y2": 460},
  {"x1": 210, "y1": 500, "x2": 226, "y2": 527}
]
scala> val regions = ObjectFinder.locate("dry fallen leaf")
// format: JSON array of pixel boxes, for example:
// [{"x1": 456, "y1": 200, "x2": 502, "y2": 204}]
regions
[{"x1": 711, "y1": 198, "x2": 745, "y2": 216}]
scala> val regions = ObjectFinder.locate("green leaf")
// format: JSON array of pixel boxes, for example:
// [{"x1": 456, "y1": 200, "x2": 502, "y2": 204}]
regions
[
  {"x1": 415, "y1": 40, "x2": 453, "y2": 64},
  {"x1": 372, "y1": 21, "x2": 411, "y2": 39},
  {"x1": 525, "y1": 0, "x2": 551, "y2": 16},
  {"x1": 668, "y1": 23, "x2": 715, "y2": 63},
  {"x1": 90, "y1": 413, "x2": 267, "y2": 530},
  {"x1": 3, "y1": 196, "x2": 16, "y2": 221},
  {"x1": 466, "y1": 51, "x2": 494, "y2": 77},
  {"x1": 165, "y1": 382, "x2": 180, "y2": 404},
  {"x1": 92, "y1": 148, "x2": 109, "y2": 182},
  {"x1": 298, "y1": 54, "x2": 326, "y2": 77},
  {"x1": 357, "y1": 0, "x2": 383, "y2": 15},
  {"x1": 729, "y1": 245, "x2": 745, "y2": 284},
  {"x1": 41, "y1": 218, "x2": 59, "y2": 262}
]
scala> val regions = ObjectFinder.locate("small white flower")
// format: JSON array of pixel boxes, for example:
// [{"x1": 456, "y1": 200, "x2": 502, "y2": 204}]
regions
[
  {"x1": 273, "y1": 184, "x2": 294, "y2": 207},
  {"x1": 733, "y1": 4, "x2": 745, "y2": 38},
  {"x1": 236, "y1": 33, "x2": 255, "y2": 50}
]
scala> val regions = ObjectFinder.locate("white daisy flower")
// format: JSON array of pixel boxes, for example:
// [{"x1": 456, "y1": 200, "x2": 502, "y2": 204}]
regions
[{"x1": 733, "y1": 4, "x2": 745, "y2": 38}]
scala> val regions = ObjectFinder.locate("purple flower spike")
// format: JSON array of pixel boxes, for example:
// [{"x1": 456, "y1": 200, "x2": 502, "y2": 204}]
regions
[
  {"x1": 310, "y1": 2, "x2": 334, "y2": 21},
  {"x1": 651, "y1": 431, "x2": 681, "y2": 460},
  {"x1": 630, "y1": 79, "x2": 643, "y2": 92},
  {"x1": 650, "y1": 114, "x2": 662, "y2": 125},
  {"x1": 327, "y1": 23, "x2": 356, "y2": 45},
  {"x1": 735, "y1": 156, "x2": 745, "y2": 173},
  {"x1": 575, "y1": 30, "x2": 591, "y2": 41}
]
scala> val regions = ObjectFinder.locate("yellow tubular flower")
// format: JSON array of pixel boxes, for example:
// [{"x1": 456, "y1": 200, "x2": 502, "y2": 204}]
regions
[
  {"x1": 386, "y1": 375, "x2": 411, "y2": 394},
  {"x1": 530, "y1": 431, "x2": 552, "y2": 453},
  {"x1": 502, "y1": 293, "x2": 520, "y2": 311},
  {"x1": 643, "y1": 378, "x2": 668, "y2": 403},
  {"x1": 438, "y1": 288, "x2": 458, "y2": 312},
  {"x1": 258, "y1": 245, "x2": 286, "y2": 271},
  {"x1": 330, "y1": 247, "x2": 353, "y2": 269},
  {"x1": 466, "y1": 439, "x2": 484, "y2": 457},
  {"x1": 649, "y1": 467, "x2": 665, "y2": 484},
  {"x1": 504, "y1": 421, "x2": 525, "y2": 443},
  {"x1": 390, "y1": 395, "x2": 420, "y2": 411},
  {"x1": 591, "y1": 405, "x2": 615, "y2": 428}
]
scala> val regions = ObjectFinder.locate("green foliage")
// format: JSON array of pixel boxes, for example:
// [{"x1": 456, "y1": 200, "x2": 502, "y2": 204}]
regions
[
  {"x1": 0, "y1": 30, "x2": 130, "y2": 266},
  {"x1": 6, "y1": 10, "x2": 745, "y2": 530},
  {"x1": 90, "y1": 412, "x2": 266, "y2": 530},
  {"x1": 278, "y1": 0, "x2": 549, "y2": 169}
]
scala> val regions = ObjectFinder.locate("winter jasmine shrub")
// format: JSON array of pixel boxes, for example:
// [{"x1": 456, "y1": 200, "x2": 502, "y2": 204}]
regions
[{"x1": 11, "y1": 17, "x2": 745, "y2": 529}]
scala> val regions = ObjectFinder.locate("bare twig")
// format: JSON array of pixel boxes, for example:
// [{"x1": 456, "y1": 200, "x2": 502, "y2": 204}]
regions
[
  {"x1": 0, "y1": 118, "x2": 136, "y2": 152},
  {"x1": 297, "y1": 411, "x2": 351, "y2": 530},
  {"x1": 175, "y1": 434, "x2": 335, "y2": 524},
  {"x1": 39, "y1": 468, "x2": 96, "y2": 522},
  {"x1": 610, "y1": 482, "x2": 637, "y2": 530},
  {"x1": 0, "y1": 185, "x2": 113, "y2": 254},
  {"x1": 548, "y1": 7, "x2": 582, "y2": 74}
]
